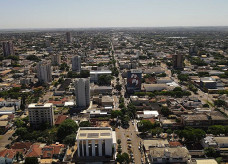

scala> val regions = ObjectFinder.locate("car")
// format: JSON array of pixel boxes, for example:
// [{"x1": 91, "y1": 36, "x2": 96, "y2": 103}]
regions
[
  {"x1": 128, "y1": 145, "x2": 132, "y2": 148},
  {"x1": 138, "y1": 146, "x2": 141, "y2": 150},
  {"x1": 127, "y1": 138, "x2": 131, "y2": 141}
]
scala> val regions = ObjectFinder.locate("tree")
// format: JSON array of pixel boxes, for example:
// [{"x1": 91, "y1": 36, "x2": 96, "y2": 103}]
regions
[
  {"x1": 25, "y1": 157, "x2": 39, "y2": 164},
  {"x1": 208, "y1": 125, "x2": 225, "y2": 135},
  {"x1": 180, "y1": 128, "x2": 206, "y2": 143},
  {"x1": 116, "y1": 84, "x2": 122, "y2": 91},
  {"x1": 151, "y1": 127, "x2": 164, "y2": 136},
  {"x1": 14, "y1": 119, "x2": 25, "y2": 128},
  {"x1": 117, "y1": 139, "x2": 121, "y2": 144},
  {"x1": 204, "y1": 147, "x2": 217, "y2": 158},
  {"x1": 57, "y1": 119, "x2": 78, "y2": 141},
  {"x1": 166, "y1": 129, "x2": 172, "y2": 134},
  {"x1": 178, "y1": 74, "x2": 189, "y2": 82},
  {"x1": 26, "y1": 55, "x2": 40, "y2": 62},
  {"x1": 63, "y1": 134, "x2": 76, "y2": 147},
  {"x1": 13, "y1": 127, "x2": 29, "y2": 140},
  {"x1": 214, "y1": 100, "x2": 226, "y2": 107},
  {"x1": 98, "y1": 75, "x2": 112, "y2": 85},
  {"x1": 138, "y1": 120, "x2": 154, "y2": 133},
  {"x1": 111, "y1": 110, "x2": 122, "y2": 118},
  {"x1": 161, "y1": 107, "x2": 172, "y2": 117},
  {"x1": 116, "y1": 153, "x2": 130, "y2": 164},
  {"x1": 127, "y1": 103, "x2": 136, "y2": 118},
  {"x1": 79, "y1": 121, "x2": 91, "y2": 127}
]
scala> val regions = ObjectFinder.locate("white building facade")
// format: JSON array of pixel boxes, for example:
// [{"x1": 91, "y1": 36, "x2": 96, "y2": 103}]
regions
[
  {"x1": 76, "y1": 127, "x2": 116, "y2": 157},
  {"x1": 37, "y1": 61, "x2": 52, "y2": 84},
  {"x1": 75, "y1": 78, "x2": 90, "y2": 107}
]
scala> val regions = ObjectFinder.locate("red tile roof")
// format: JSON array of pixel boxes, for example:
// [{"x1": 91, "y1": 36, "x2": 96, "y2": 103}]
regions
[
  {"x1": 25, "y1": 144, "x2": 42, "y2": 158},
  {"x1": 169, "y1": 141, "x2": 183, "y2": 147},
  {"x1": 55, "y1": 115, "x2": 68, "y2": 125},
  {"x1": 11, "y1": 142, "x2": 32, "y2": 150}
]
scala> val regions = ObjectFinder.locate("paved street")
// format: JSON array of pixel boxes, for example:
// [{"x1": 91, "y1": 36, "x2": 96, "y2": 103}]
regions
[{"x1": 0, "y1": 129, "x2": 15, "y2": 151}]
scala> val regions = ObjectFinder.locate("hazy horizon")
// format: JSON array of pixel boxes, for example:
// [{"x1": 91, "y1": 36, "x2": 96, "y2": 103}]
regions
[{"x1": 1, "y1": 0, "x2": 228, "y2": 29}]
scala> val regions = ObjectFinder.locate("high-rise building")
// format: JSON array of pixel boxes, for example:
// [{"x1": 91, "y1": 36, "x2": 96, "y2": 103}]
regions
[
  {"x1": 28, "y1": 103, "x2": 54, "y2": 128},
  {"x1": 2, "y1": 41, "x2": 15, "y2": 57},
  {"x1": 189, "y1": 45, "x2": 198, "y2": 56},
  {"x1": 75, "y1": 78, "x2": 90, "y2": 107},
  {"x1": 37, "y1": 61, "x2": 52, "y2": 84},
  {"x1": 172, "y1": 53, "x2": 184, "y2": 69},
  {"x1": 66, "y1": 32, "x2": 72, "y2": 43},
  {"x1": 72, "y1": 55, "x2": 81, "y2": 72},
  {"x1": 51, "y1": 54, "x2": 61, "y2": 66}
]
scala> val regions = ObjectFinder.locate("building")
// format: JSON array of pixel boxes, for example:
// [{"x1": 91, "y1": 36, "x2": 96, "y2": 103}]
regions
[
  {"x1": 90, "y1": 70, "x2": 112, "y2": 83},
  {"x1": 37, "y1": 61, "x2": 52, "y2": 84},
  {"x1": 28, "y1": 103, "x2": 54, "y2": 128},
  {"x1": 172, "y1": 53, "x2": 184, "y2": 69},
  {"x1": 127, "y1": 69, "x2": 142, "y2": 93},
  {"x1": 181, "y1": 111, "x2": 228, "y2": 128},
  {"x1": 2, "y1": 41, "x2": 14, "y2": 57},
  {"x1": 51, "y1": 54, "x2": 61, "y2": 66},
  {"x1": 76, "y1": 127, "x2": 116, "y2": 157},
  {"x1": 148, "y1": 147, "x2": 191, "y2": 163},
  {"x1": 75, "y1": 78, "x2": 90, "y2": 107},
  {"x1": 66, "y1": 32, "x2": 72, "y2": 43},
  {"x1": 72, "y1": 55, "x2": 81, "y2": 72},
  {"x1": 200, "y1": 77, "x2": 217, "y2": 89},
  {"x1": 189, "y1": 45, "x2": 198, "y2": 56}
]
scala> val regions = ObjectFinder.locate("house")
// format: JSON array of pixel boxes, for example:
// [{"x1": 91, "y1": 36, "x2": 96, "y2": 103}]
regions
[
  {"x1": 148, "y1": 147, "x2": 191, "y2": 163},
  {"x1": 41, "y1": 143, "x2": 65, "y2": 160},
  {"x1": 0, "y1": 149, "x2": 23, "y2": 164}
]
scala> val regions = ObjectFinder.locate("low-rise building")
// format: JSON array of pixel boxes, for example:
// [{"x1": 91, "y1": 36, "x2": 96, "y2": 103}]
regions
[
  {"x1": 76, "y1": 127, "x2": 116, "y2": 158},
  {"x1": 148, "y1": 147, "x2": 191, "y2": 163}
]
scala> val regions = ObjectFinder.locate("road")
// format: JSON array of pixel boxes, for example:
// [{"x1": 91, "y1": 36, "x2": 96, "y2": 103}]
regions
[
  {"x1": 111, "y1": 37, "x2": 144, "y2": 163},
  {"x1": 0, "y1": 129, "x2": 15, "y2": 151}
]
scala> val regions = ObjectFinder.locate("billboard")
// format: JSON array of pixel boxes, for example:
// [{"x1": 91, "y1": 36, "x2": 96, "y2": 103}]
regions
[{"x1": 127, "y1": 69, "x2": 142, "y2": 93}]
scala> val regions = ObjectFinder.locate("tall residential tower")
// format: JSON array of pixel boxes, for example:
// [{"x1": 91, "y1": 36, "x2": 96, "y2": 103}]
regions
[
  {"x1": 2, "y1": 41, "x2": 15, "y2": 57},
  {"x1": 75, "y1": 78, "x2": 90, "y2": 107},
  {"x1": 72, "y1": 55, "x2": 81, "y2": 72},
  {"x1": 37, "y1": 61, "x2": 52, "y2": 84}
]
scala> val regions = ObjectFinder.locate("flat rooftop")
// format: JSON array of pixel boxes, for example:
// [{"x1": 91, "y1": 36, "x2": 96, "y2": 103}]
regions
[
  {"x1": 77, "y1": 127, "x2": 113, "y2": 140},
  {"x1": 28, "y1": 103, "x2": 53, "y2": 108}
]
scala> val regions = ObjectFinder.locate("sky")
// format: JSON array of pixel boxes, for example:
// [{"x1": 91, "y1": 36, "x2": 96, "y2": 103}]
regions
[{"x1": 0, "y1": 0, "x2": 228, "y2": 29}]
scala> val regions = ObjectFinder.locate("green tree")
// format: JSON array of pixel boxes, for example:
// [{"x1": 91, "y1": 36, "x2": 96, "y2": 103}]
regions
[
  {"x1": 204, "y1": 147, "x2": 217, "y2": 158},
  {"x1": 138, "y1": 120, "x2": 154, "y2": 133},
  {"x1": 161, "y1": 106, "x2": 172, "y2": 117},
  {"x1": 208, "y1": 125, "x2": 225, "y2": 135},
  {"x1": 63, "y1": 134, "x2": 76, "y2": 147},
  {"x1": 14, "y1": 119, "x2": 26, "y2": 128},
  {"x1": 116, "y1": 153, "x2": 130, "y2": 164},
  {"x1": 98, "y1": 75, "x2": 112, "y2": 85},
  {"x1": 79, "y1": 121, "x2": 91, "y2": 127},
  {"x1": 177, "y1": 74, "x2": 189, "y2": 82},
  {"x1": 25, "y1": 157, "x2": 39, "y2": 164},
  {"x1": 57, "y1": 119, "x2": 78, "y2": 141},
  {"x1": 111, "y1": 110, "x2": 122, "y2": 118},
  {"x1": 214, "y1": 100, "x2": 226, "y2": 107}
]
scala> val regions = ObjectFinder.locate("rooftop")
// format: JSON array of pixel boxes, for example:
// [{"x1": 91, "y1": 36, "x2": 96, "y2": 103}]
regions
[
  {"x1": 28, "y1": 103, "x2": 53, "y2": 108},
  {"x1": 77, "y1": 127, "x2": 113, "y2": 140}
]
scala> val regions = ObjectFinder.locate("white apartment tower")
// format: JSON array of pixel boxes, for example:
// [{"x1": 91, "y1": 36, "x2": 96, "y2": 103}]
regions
[
  {"x1": 72, "y1": 55, "x2": 81, "y2": 72},
  {"x1": 28, "y1": 103, "x2": 54, "y2": 128},
  {"x1": 75, "y1": 78, "x2": 90, "y2": 107},
  {"x1": 37, "y1": 61, "x2": 52, "y2": 84},
  {"x1": 51, "y1": 54, "x2": 61, "y2": 66}
]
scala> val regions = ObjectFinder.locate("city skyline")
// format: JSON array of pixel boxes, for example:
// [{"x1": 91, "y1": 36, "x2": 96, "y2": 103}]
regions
[{"x1": 1, "y1": 0, "x2": 228, "y2": 29}]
